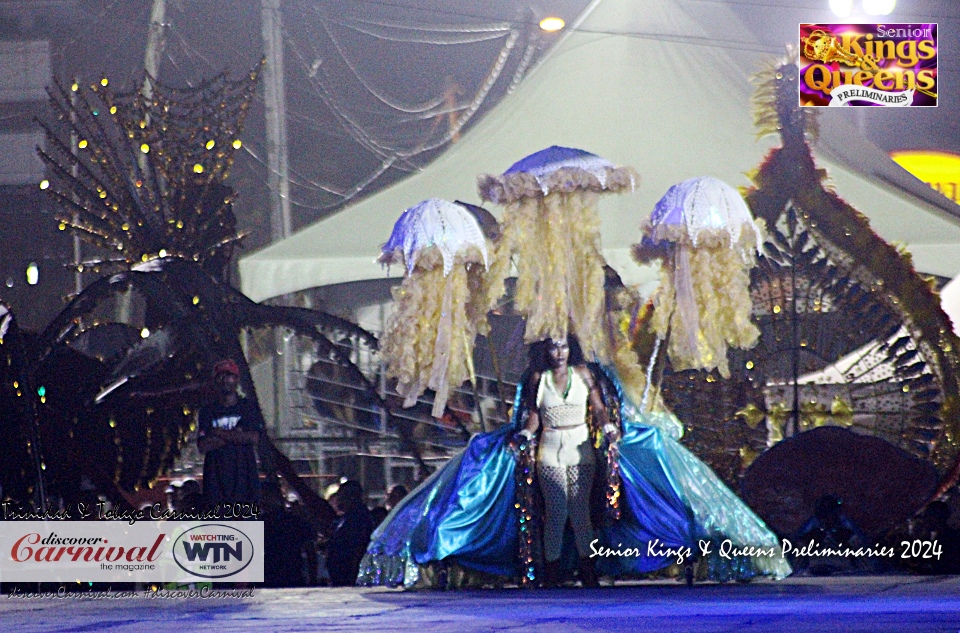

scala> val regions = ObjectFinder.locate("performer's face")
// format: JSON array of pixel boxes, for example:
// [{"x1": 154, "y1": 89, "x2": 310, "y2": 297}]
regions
[{"x1": 547, "y1": 339, "x2": 569, "y2": 368}]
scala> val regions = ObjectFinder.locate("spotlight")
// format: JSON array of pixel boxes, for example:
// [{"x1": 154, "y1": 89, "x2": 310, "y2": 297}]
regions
[
  {"x1": 26, "y1": 262, "x2": 38, "y2": 286},
  {"x1": 539, "y1": 17, "x2": 565, "y2": 32},
  {"x1": 829, "y1": 0, "x2": 853, "y2": 17},
  {"x1": 863, "y1": 0, "x2": 896, "y2": 15}
]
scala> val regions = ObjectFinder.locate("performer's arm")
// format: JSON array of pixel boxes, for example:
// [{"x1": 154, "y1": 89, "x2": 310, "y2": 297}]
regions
[
  {"x1": 197, "y1": 414, "x2": 227, "y2": 453},
  {"x1": 579, "y1": 367, "x2": 619, "y2": 442},
  {"x1": 225, "y1": 400, "x2": 265, "y2": 445},
  {"x1": 518, "y1": 372, "x2": 542, "y2": 441}
]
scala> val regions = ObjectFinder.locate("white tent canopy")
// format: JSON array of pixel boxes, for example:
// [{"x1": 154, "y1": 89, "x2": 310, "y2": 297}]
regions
[{"x1": 240, "y1": 0, "x2": 960, "y2": 303}]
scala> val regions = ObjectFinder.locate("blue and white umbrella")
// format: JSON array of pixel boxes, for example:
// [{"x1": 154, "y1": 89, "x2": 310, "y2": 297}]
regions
[
  {"x1": 475, "y1": 146, "x2": 638, "y2": 361},
  {"x1": 379, "y1": 198, "x2": 489, "y2": 276},
  {"x1": 645, "y1": 176, "x2": 762, "y2": 254},
  {"x1": 379, "y1": 198, "x2": 492, "y2": 418},
  {"x1": 478, "y1": 145, "x2": 636, "y2": 205},
  {"x1": 635, "y1": 176, "x2": 763, "y2": 379}
]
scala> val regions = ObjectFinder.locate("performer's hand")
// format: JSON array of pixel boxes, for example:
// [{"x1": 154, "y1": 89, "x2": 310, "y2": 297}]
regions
[
  {"x1": 510, "y1": 430, "x2": 535, "y2": 452},
  {"x1": 602, "y1": 424, "x2": 620, "y2": 445}
]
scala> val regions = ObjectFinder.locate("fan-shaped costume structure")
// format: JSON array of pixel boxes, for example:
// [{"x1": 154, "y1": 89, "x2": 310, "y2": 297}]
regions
[
  {"x1": 478, "y1": 146, "x2": 636, "y2": 362},
  {"x1": 0, "y1": 302, "x2": 45, "y2": 505},
  {"x1": 379, "y1": 198, "x2": 491, "y2": 417},
  {"x1": 12, "y1": 68, "x2": 387, "y2": 525},
  {"x1": 358, "y1": 366, "x2": 789, "y2": 588},
  {"x1": 634, "y1": 176, "x2": 763, "y2": 378},
  {"x1": 38, "y1": 71, "x2": 259, "y2": 281}
]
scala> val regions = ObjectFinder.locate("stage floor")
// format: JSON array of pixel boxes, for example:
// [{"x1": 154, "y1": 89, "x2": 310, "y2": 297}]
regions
[{"x1": 1, "y1": 575, "x2": 958, "y2": 632}]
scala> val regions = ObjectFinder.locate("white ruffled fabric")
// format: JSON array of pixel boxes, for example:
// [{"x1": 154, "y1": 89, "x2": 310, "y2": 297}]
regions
[{"x1": 477, "y1": 146, "x2": 637, "y2": 205}]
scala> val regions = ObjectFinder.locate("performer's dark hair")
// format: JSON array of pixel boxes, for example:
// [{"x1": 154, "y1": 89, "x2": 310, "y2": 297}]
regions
[{"x1": 528, "y1": 334, "x2": 586, "y2": 373}]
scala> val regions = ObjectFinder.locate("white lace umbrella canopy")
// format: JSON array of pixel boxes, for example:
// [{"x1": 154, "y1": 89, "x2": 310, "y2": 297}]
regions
[
  {"x1": 636, "y1": 176, "x2": 763, "y2": 378},
  {"x1": 379, "y1": 197, "x2": 489, "y2": 275},
  {"x1": 644, "y1": 176, "x2": 763, "y2": 254},
  {"x1": 478, "y1": 145, "x2": 637, "y2": 204}
]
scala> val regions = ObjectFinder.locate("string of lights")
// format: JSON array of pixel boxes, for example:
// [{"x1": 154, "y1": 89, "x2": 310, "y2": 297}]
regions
[{"x1": 328, "y1": 15, "x2": 515, "y2": 45}]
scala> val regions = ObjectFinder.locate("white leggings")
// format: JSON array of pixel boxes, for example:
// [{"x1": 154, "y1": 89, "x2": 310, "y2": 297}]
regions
[{"x1": 537, "y1": 425, "x2": 595, "y2": 562}]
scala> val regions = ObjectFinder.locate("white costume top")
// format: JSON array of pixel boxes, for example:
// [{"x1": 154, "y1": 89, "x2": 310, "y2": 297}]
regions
[
  {"x1": 536, "y1": 369, "x2": 588, "y2": 429},
  {"x1": 534, "y1": 368, "x2": 596, "y2": 561}
]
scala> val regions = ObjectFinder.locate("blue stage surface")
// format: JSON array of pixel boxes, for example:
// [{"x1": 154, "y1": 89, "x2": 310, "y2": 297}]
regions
[{"x1": 1, "y1": 576, "x2": 958, "y2": 632}]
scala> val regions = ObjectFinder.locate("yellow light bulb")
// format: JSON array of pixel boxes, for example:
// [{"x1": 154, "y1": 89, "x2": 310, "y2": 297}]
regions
[{"x1": 539, "y1": 17, "x2": 565, "y2": 32}]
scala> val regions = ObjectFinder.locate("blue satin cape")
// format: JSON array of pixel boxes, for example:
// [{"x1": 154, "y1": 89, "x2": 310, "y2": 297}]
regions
[{"x1": 358, "y1": 369, "x2": 789, "y2": 587}]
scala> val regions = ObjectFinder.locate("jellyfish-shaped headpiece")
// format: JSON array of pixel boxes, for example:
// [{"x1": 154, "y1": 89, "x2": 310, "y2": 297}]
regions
[
  {"x1": 478, "y1": 146, "x2": 637, "y2": 360},
  {"x1": 379, "y1": 198, "x2": 491, "y2": 417},
  {"x1": 633, "y1": 176, "x2": 763, "y2": 378}
]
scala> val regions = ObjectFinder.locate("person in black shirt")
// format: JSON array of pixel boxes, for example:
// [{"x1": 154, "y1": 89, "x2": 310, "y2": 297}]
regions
[
  {"x1": 261, "y1": 482, "x2": 319, "y2": 587},
  {"x1": 197, "y1": 359, "x2": 264, "y2": 509},
  {"x1": 325, "y1": 480, "x2": 375, "y2": 586}
]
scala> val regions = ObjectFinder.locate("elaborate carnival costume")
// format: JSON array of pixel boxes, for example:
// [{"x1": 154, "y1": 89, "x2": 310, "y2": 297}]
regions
[
  {"x1": 359, "y1": 148, "x2": 790, "y2": 588},
  {"x1": 534, "y1": 366, "x2": 596, "y2": 565}
]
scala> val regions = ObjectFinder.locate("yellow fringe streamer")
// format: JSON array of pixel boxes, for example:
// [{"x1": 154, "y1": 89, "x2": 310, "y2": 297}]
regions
[
  {"x1": 487, "y1": 190, "x2": 608, "y2": 361},
  {"x1": 649, "y1": 232, "x2": 760, "y2": 378},
  {"x1": 381, "y1": 245, "x2": 489, "y2": 415}
]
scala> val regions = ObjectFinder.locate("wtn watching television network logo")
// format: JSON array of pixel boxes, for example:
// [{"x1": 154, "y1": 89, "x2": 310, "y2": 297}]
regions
[{"x1": 173, "y1": 524, "x2": 255, "y2": 579}]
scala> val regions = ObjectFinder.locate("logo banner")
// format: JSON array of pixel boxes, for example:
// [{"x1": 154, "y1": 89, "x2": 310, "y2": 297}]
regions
[
  {"x1": 829, "y1": 86, "x2": 914, "y2": 107},
  {"x1": 0, "y1": 521, "x2": 264, "y2": 582},
  {"x1": 800, "y1": 23, "x2": 937, "y2": 107}
]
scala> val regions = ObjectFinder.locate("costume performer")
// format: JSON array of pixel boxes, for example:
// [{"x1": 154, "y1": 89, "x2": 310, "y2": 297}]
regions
[
  {"x1": 517, "y1": 337, "x2": 618, "y2": 587},
  {"x1": 357, "y1": 340, "x2": 789, "y2": 588}
]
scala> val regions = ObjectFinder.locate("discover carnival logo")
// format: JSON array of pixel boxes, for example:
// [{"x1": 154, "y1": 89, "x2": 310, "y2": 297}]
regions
[
  {"x1": 0, "y1": 520, "x2": 263, "y2": 582},
  {"x1": 173, "y1": 524, "x2": 255, "y2": 579},
  {"x1": 800, "y1": 23, "x2": 937, "y2": 107},
  {"x1": 10, "y1": 531, "x2": 165, "y2": 568}
]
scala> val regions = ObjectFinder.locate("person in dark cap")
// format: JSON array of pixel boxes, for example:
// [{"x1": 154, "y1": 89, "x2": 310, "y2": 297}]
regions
[{"x1": 197, "y1": 359, "x2": 265, "y2": 510}]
